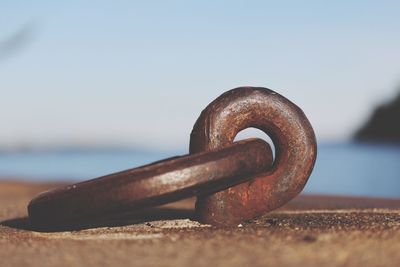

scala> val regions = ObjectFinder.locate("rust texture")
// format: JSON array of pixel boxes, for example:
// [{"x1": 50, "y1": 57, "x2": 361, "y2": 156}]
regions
[
  {"x1": 28, "y1": 138, "x2": 272, "y2": 230},
  {"x1": 190, "y1": 87, "x2": 317, "y2": 226}
]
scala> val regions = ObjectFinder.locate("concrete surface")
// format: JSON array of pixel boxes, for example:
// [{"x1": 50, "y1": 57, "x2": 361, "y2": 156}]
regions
[{"x1": 0, "y1": 181, "x2": 399, "y2": 267}]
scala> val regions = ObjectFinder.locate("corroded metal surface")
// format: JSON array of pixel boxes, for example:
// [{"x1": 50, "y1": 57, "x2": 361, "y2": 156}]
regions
[
  {"x1": 190, "y1": 87, "x2": 317, "y2": 226},
  {"x1": 28, "y1": 138, "x2": 272, "y2": 230},
  {"x1": 28, "y1": 86, "x2": 317, "y2": 229}
]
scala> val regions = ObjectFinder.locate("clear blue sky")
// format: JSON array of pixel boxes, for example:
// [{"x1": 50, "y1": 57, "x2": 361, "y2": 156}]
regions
[{"x1": 1, "y1": 1, "x2": 400, "y2": 150}]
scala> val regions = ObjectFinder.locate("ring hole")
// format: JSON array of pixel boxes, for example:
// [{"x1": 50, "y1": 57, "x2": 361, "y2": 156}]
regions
[{"x1": 234, "y1": 127, "x2": 276, "y2": 161}]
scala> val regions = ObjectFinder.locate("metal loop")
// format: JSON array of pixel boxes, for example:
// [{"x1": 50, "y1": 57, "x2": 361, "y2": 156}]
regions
[
  {"x1": 190, "y1": 87, "x2": 317, "y2": 226},
  {"x1": 28, "y1": 138, "x2": 272, "y2": 230}
]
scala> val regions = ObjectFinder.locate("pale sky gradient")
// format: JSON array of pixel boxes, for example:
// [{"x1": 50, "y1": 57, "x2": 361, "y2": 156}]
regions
[{"x1": 1, "y1": 1, "x2": 400, "y2": 150}]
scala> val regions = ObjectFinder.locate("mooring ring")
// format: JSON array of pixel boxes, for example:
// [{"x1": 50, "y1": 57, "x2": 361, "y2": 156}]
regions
[
  {"x1": 190, "y1": 87, "x2": 317, "y2": 226},
  {"x1": 28, "y1": 138, "x2": 272, "y2": 230}
]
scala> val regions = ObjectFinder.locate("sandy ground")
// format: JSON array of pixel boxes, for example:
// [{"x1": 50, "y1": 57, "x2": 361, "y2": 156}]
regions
[{"x1": 0, "y1": 180, "x2": 399, "y2": 267}]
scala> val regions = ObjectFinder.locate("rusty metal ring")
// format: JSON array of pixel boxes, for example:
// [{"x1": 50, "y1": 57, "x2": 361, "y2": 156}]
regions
[
  {"x1": 190, "y1": 87, "x2": 317, "y2": 226},
  {"x1": 28, "y1": 138, "x2": 272, "y2": 230}
]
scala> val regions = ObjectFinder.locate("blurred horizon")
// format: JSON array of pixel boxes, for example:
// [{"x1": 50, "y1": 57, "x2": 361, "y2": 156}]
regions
[{"x1": 1, "y1": 142, "x2": 399, "y2": 198}]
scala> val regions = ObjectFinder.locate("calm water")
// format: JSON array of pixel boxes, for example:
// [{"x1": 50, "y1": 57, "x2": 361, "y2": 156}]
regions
[{"x1": 0, "y1": 143, "x2": 399, "y2": 198}]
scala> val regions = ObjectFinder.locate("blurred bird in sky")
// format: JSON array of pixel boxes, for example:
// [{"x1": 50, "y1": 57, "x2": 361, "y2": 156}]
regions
[{"x1": 0, "y1": 23, "x2": 35, "y2": 61}]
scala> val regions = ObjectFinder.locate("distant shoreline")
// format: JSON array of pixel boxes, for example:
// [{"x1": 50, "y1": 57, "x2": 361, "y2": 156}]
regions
[{"x1": 355, "y1": 91, "x2": 400, "y2": 143}]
